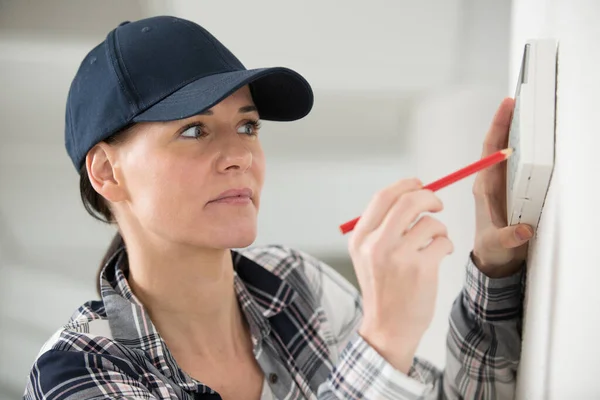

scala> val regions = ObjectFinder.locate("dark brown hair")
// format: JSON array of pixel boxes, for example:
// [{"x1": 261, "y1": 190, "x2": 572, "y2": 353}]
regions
[{"x1": 78, "y1": 132, "x2": 128, "y2": 296}]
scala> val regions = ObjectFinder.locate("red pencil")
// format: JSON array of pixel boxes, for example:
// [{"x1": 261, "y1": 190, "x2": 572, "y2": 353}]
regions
[{"x1": 339, "y1": 148, "x2": 513, "y2": 234}]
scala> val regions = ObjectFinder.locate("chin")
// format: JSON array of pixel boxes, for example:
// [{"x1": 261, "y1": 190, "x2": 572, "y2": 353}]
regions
[
  {"x1": 206, "y1": 224, "x2": 257, "y2": 250},
  {"x1": 230, "y1": 235, "x2": 256, "y2": 249},
  {"x1": 209, "y1": 234, "x2": 256, "y2": 250}
]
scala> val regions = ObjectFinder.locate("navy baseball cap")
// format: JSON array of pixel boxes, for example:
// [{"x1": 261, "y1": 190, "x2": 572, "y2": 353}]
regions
[{"x1": 65, "y1": 15, "x2": 314, "y2": 171}]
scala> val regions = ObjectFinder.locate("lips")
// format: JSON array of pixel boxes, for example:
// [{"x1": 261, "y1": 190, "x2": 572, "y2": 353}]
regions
[{"x1": 209, "y1": 188, "x2": 253, "y2": 203}]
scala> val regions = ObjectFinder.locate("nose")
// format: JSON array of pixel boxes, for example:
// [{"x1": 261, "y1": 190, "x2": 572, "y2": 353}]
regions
[{"x1": 215, "y1": 142, "x2": 253, "y2": 173}]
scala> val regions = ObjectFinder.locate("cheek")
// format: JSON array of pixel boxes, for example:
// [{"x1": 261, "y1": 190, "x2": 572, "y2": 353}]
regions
[
  {"x1": 252, "y1": 149, "x2": 266, "y2": 202},
  {"x1": 253, "y1": 150, "x2": 266, "y2": 184},
  {"x1": 125, "y1": 154, "x2": 211, "y2": 224}
]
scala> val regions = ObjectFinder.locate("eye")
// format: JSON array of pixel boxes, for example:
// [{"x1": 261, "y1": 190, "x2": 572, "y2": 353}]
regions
[
  {"x1": 180, "y1": 124, "x2": 206, "y2": 139},
  {"x1": 237, "y1": 120, "x2": 261, "y2": 136}
]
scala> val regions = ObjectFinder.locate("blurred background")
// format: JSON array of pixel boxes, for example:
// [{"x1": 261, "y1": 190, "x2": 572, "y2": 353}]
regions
[{"x1": 0, "y1": 1, "x2": 513, "y2": 398}]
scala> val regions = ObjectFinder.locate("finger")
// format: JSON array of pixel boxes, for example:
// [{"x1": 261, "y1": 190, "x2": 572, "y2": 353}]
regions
[
  {"x1": 498, "y1": 224, "x2": 534, "y2": 249},
  {"x1": 354, "y1": 178, "x2": 422, "y2": 236},
  {"x1": 376, "y1": 190, "x2": 444, "y2": 241},
  {"x1": 421, "y1": 236, "x2": 454, "y2": 265},
  {"x1": 481, "y1": 97, "x2": 515, "y2": 158},
  {"x1": 403, "y1": 215, "x2": 448, "y2": 251}
]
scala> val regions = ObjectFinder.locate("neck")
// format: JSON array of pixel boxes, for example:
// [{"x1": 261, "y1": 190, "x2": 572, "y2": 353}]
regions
[{"x1": 125, "y1": 237, "x2": 250, "y2": 359}]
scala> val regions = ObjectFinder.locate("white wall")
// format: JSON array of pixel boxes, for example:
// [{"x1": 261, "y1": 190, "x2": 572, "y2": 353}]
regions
[
  {"x1": 545, "y1": 1, "x2": 600, "y2": 398},
  {"x1": 511, "y1": 0, "x2": 600, "y2": 398}
]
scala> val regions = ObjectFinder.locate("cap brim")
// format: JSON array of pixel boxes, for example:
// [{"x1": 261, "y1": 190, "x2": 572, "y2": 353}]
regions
[{"x1": 133, "y1": 67, "x2": 313, "y2": 123}]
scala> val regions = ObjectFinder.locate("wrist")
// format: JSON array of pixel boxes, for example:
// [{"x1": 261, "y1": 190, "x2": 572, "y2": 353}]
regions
[
  {"x1": 471, "y1": 250, "x2": 524, "y2": 278},
  {"x1": 358, "y1": 326, "x2": 419, "y2": 374}
]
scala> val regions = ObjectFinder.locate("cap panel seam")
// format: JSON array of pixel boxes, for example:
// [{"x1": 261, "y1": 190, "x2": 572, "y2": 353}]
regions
[
  {"x1": 105, "y1": 31, "x2": 137, "y2": 111},
  {"x1": 114, "y1": 29, "x2": 143, "y2": 109}
]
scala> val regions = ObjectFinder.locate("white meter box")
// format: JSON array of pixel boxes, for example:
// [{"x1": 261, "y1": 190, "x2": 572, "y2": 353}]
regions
[{"x1": 507, "y1": 39, "x2": 558, "y2": 231}]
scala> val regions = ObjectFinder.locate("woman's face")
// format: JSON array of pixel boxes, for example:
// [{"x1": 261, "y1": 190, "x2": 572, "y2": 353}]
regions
[{"x1": 94, "y1": 86, "x2": 265, "y2": 250}]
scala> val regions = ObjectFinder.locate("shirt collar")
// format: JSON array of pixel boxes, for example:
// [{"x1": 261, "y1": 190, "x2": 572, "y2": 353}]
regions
[{"x1": 100, "y1": 248, "x2": 297, "y2": 387}]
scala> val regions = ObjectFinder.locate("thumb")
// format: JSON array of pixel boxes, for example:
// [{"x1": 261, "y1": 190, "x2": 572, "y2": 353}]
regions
[{"x1": 498, "y1": 224, "x2": 534, "y2": 249}]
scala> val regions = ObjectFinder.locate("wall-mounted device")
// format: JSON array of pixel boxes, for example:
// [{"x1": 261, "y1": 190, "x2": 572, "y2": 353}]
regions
[{"x1": 507, "y1": 38, "x2": 558, "y2": 231}]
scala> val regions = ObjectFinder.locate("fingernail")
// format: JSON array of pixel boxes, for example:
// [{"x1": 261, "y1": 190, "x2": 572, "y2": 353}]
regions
[{"x1": 516, "y1": 226, "x2": 533, "y2": 241}]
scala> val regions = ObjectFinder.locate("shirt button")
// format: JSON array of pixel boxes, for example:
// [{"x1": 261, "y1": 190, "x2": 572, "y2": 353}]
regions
[{"x1": 268, "y1": 373, "x2": 278, "y2": 384}]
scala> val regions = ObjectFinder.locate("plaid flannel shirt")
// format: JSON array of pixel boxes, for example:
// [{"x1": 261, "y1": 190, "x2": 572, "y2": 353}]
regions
[{"x1": 24, "y1": 245, "x2": 524, "y2": 399}]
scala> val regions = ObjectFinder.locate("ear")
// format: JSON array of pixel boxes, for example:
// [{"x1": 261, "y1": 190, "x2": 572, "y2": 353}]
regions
[{"x1": 86, "y1": 143, "x2": 128, "y2": 203}]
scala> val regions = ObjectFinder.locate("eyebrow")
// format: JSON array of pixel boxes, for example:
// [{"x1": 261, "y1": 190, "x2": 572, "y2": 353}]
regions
[{"x1": 198, "y1": 105, "x2": 258, "y2": 115}]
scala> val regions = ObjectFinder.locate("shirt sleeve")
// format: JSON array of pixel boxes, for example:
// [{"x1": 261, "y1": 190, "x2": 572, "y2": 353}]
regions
[
  {"x1": 301, "y1": 250, "x2": 524, "y2": 400},
  {"x1": 23, "y1": 349, "x2": 160, "y2": 400}
]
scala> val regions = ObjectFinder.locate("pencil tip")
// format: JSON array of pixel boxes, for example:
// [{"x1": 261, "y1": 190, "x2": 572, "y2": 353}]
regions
[{"x1": 502, "y1": 147, "x2": 514, "y2": 157}]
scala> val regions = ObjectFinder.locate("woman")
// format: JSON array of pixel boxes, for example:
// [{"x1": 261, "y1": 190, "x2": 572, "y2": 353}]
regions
[{"x1": 24, "y1": 16, "x2": 532, "y2": 400}]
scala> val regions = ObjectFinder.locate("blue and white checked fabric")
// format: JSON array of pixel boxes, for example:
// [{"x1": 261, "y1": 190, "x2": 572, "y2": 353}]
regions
[{"x1": 24, "y1": 245, "x2": 524, "y2": 399}]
